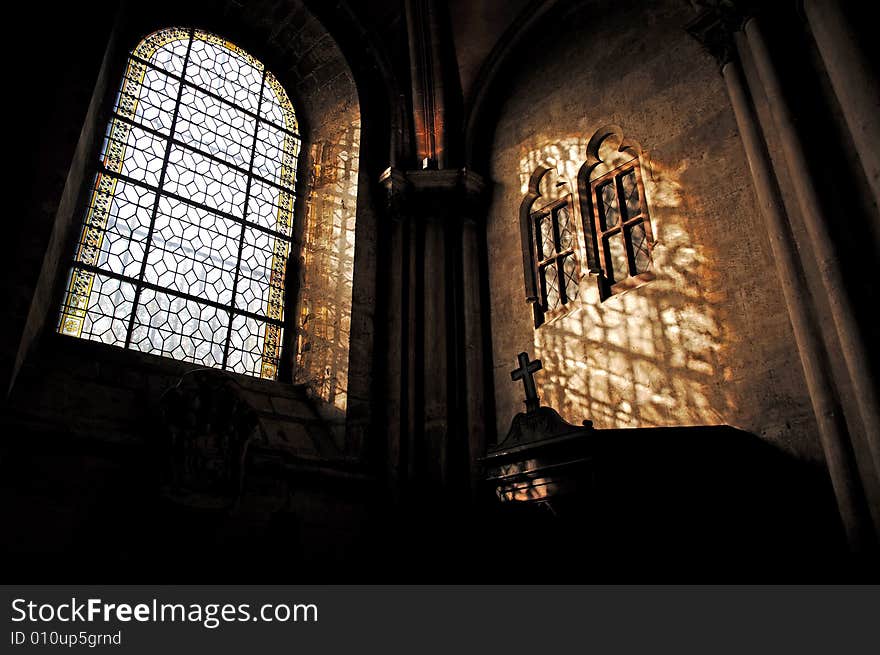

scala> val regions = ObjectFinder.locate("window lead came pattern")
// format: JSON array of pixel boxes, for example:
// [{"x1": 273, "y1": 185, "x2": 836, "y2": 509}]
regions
[
  {"x1": 58, "y1": 27, "x2": 301, "y2": 380},
  {"x1": 590, "y1": 160, "x2": 653, "y2": 288},
  {"x1": 532, "y1": 196, "x2": 579, "y2": 313}
]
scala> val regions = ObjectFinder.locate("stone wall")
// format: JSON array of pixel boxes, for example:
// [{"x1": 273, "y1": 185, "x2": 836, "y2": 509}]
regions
[
  {"x1": 5, "y1": 0, "x2": 373, "y2": 454},
  {"x1": 485, "y1": 0, "x2": 822, "y2": 460},
  {"x1": 4, "y1": 3, "x2": 121, "y2": 395},
  {"x1": 294, "y1": 111, "x2": 361, "y2": 415}
]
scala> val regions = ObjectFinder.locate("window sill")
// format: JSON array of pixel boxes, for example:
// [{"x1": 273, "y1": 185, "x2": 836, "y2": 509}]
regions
[
  {"x1": 604, "y1": 271, "x2": 655, "y2": 300},
  {"x1": 45, "y1": 331, "x2": 297, "y2": 396}
]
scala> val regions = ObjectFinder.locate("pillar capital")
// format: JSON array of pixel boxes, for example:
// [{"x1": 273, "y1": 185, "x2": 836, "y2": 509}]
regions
[
  {"x1": 379, "y1": 166, "x2": 490, "y2": 224},
  {"x1": 685, "y1": 1, "x2": 754, "y2": 69}
]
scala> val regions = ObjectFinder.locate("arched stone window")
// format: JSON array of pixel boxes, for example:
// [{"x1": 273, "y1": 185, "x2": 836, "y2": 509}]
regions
[
  {"x1": 520, "y1": 165, "x2": 583, "y2": 327},
  {"x1": 578, "y1": 125, "x2": 655, "y2": 300},
  {"x1": 57, "y1": 27, "x2": 300, "y2": 380}
]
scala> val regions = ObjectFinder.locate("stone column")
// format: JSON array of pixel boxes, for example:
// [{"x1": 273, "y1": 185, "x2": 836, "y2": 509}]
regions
[
  {"x1": 802, "y1": 0, "x2": 880, "y2": 223},
  {"x1": 380, "y1": 167, "x2": 489, "y2": 498},
  {"x1": 687, "y1": 5, "x2": 877, "y2": 550},
  {"x1": 743, "y1": 16, "x2": 880, "y2": 483},
  {"x1": 723, "y1": 56, "x2": 874, "y2": 551},
  {"x1": 420, "y1": 182, "x2": 449, "y2": 488},
  {"x1": 404, "y1": 0, "x2": 449, "y2": 168},
  {"x1": 380, "y1": 168, "x2": 417, "y2": 492},
  {"x1": 460, "y1": 171, "x2": 489, "y2": 491}
]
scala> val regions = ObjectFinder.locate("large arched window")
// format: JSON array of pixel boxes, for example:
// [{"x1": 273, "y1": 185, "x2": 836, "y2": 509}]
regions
[{"x1": 58, "y1": 28, "x2": 300, "y2": 380}]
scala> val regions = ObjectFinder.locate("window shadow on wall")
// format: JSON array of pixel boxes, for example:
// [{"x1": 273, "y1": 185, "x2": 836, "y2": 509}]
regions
[
  {"x1": 294, "y1": 120, "x2": 361, "y2": 414},
  {"x1": 516, "y1": 137, "x2": 736, "y2": 430}
]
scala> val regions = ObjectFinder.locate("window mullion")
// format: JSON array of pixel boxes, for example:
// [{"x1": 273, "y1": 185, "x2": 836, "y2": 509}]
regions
[
  {"x1": 533, "y1": 214, "x2": 546, "y2": 303},
  {"x1": 95, "y1": 167, "x2": 294, "y2": 243},
  {"x1": 551, "y1": 206, "x2": 563, "y2": 254},
  {"x1": 601, "y1": 224, "x2": 623, "y2": 237},
  {"x1": 109, "y1": 98, "x2": 299, "y2": 198},
  {"x1": 591, "y1": 188, "x2": 607, "y2": 280},
  {"x1": 555, "y1": 253, "x2": 567, "y2": 304},
  {"x1": 622, "y1": 213, "x2": 639, "y2": 275},
  {"x1": 128, "y1": 53, "x2": 300, "y2": 140},
  {"x1": 72, "y1": 261, "x2": 283, "y2": 328},
  {"x1": 123, "y1": 29, "x2": 195, "y2": 350},
  {"x1": 612, "y1": 175, "x2": 636, "y2": 277},
  {"x1": 622, "y1": 210, "x2": 645, "y2": 227},
  {"x1": 222, "y1": 67, "x2": 269, "y2": 369}
]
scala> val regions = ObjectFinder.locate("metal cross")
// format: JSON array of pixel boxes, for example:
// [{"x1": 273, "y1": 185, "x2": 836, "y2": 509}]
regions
[{"x1": 510, "y1": 351, "x2": 542, "y2": 413}]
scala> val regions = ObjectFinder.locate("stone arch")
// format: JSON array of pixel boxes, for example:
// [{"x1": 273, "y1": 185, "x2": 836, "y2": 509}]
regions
[
  {"x1": 14, "y1": 0, "x2": 394, "y2": 456},
  {"x1": 463, "y1": 0, "x2": 564, "y2": 171}
]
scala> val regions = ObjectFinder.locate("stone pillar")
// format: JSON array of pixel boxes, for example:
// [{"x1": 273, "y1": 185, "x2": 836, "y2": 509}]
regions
[
  {"x1": 381, "y1": 168, "x2": 415, "y2": 492},
  {"x1": 420, "y1": 181, "x2": 449, "y2": 487},
  {"x1": 380, "y1": 167, "x2": 489, "y2": 499},
  {"x1": 723, "y1": 57, "x2": 874, "y2": 551},
  {"x1": 404, "y1": 0, "x2": 450, "y2": 168},
  {"x1": 460, "y1": 172, "x2": 489, "y2": 491},
  {"x1": 687, "y1": 6, "x2": 877, "y2": 550},
  {"x1": 802, "y1": 0, "x2": 880, "y2": 224},
  {"x1": 743, "y1": 16, "x2": 880, "y2": 485}
]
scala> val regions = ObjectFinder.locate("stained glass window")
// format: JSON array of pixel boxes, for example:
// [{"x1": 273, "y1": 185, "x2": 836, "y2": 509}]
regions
[
  {"x1": 58, "y1": 28, "x2": 300, "y2": 380},
  {"x1": 531, "y1": 196, "x2": 580, "y2": 313},
  {"x1": 590, "y1": 160, "x2": 653, "y2": 292}
]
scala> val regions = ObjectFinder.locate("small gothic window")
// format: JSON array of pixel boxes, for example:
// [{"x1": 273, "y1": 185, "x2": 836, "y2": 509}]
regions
[
  {"x1": 520, "y1": 166, "x2": 584, "y2": 327},
  {"x1": 57, "y1": 27, "x2": 300, "y2": 380},
  {"x1": 577, "y1": 125, "x2": 656, "y2": 301},
  {"x1": 589, "y1": 159, "x2": 653, "y2": 293},
  {"x1": 532, "y1": 196, "x2": 580, "y2": 313}
]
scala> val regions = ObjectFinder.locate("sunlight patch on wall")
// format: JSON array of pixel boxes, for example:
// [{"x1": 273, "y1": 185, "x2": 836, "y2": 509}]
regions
[
  {"x1": 516, "y1": 139, "x2": 734, "y2": 430},
  {"x1": 294, "y1": 119, "x2": 361, "y2": 411},
  {"x1": 519, "y1": 137, "x2": 587, "y2": 196}
]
